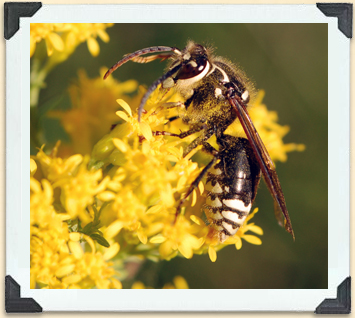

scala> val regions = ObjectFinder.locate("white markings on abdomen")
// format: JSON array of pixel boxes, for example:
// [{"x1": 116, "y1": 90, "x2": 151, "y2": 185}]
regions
[
  {"x1": 204, "y1": 161, "x2": 253, "y2": 242},
  {"x1": 222, "y1": 199, "x2": 251, "y2": 213}
]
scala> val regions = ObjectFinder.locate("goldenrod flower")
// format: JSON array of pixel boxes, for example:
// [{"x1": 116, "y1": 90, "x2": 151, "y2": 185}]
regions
[
  {"x1": 30, "y1": 23, "x2": 113, "y2": 58},
  {"x1": 88, "y1": 90, "x2": 304, "y2": 265},
  {"x1": 49, "y1": 69, "x2": 139, "y2": 156},
  {"x1": 53, "y1": 157, "x2": 109, "y2": 223},
  {"x1": 30, "y1": 74, "x2": 304, "y2": 288}
]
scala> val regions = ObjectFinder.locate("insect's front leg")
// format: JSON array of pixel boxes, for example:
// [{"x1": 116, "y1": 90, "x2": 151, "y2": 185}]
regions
[
  {"x1": 149, "y1": 101, "x2": 184, "y2": 117},
  {"x1": 152, "y1": 123, "x2": 206, "y2": 141}
]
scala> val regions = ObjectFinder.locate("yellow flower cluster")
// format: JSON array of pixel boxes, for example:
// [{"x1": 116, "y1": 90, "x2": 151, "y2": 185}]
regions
[
  {"x1": 31, "y1": 78, "x2": 305, "y2": 288},
  {"x1": 49, "y1": 69, "x2": 140, "y2": 156},
  {"x1": 30, "y1": 157, "x2": 121, "y2": 289},
  {"x1": 30, "y1": 23, "x2": 113, "y2": 58},
  {"x1": 89, "y1": 87, "x2": 304, "y2": 262}
]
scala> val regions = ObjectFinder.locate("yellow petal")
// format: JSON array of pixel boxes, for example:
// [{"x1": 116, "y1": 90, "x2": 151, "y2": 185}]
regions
[
  {"x1": 116, "y1": 111, "x2": 130, "y2": 122},
  {"x1": 97, "y1": 191, "x2": 116, "y2": 201},
  {"x1": 235, "y1": 236, "x2": 242, "y2": 250},
  {"x1": 198, "y1": 181, "x2": 204, "y2": 195},
  {"x1": 30, "y1": 37, "x2": 36, "y2": 57},
  {"x1": 97, "y1": 29, "x2": 110, "y2": 42},
  {"x1": 160, "y1": 184, "x2": 175, "y2": 207},
  {"x1": 83, "y1": 234, "x2": 96, "y2": 253},
  {"x1": 62, "y1": 274, "x2": 82, "y2": 285},
  {"x1": 191, "y1": 189, "x2": 197, "y2": 207},
  {"x1": 246, "y1": 225, "x2": 264, "y2": 235},
  {"x1": 105, "y1": 220, "x2": 123, "y2": 239},
  {"x1": 65, "y1": 154, "x2": 83, "y2": 169},
  {"x1": 103, "y1": 242, "x2": 120, "y2": 260},
  {"x1": 242, "y1": 234, "x2": 262, "y2": 245},
  {"x1": 173, "y1": 276, "x2": 189, "y2": 289},
  {"x1": 30, "y1": 178, "x2": 41, "y2": 193},
  {"x1": 111, "y1": 278, "x2": 123, "y2": 289},
  {"x1": 87, "y1": 37, "x2": 100, "y2": 57},
  {"x1": 30, "y1": 158, "x2": 37, "y2": 176},
  {"x1": 69, "y1": 232, "x2": 81, "y2": 242},
  {"x1": 48, "y1": 32, "x2": 64, "y2": 51},
  {"x1": 178, "y1": 243, "x2": 193, "y2": 259},
  {"x1": 68, "y1": 241, "x2": 84, "y2": 259},
  {"x1": 132, "y1": 281, "x2": 145, "y2": 289},
  {"x1": 137, "y1": 230, "x2": 147, "y2": 244},
  {"x1": 66, "y1": 32, "x2": 77, "y2": 50},
  {"x1": 190, "y1": 215, "x2": 203, "y2": 226},
  {"x1": 112, "y1": 138, "x2": 128, "y2": 153},
  {"x1": 149, "y1": 235, "x2": 167, "y2": 244},
  {"x1": 45, "y1": 38, "x2": 53, "y2": 56},
  {"x1": 146, "y1": 205, "x2": 163, "y2": 214},
  {"x1": 208, "y1": 246, "x2": 217, "y2": 262},
  {"x1": 139, "y1": 122, "x2": 153, "y2": 141},
  {"x1": 55, "y1": 264, "x2": 75, "y2": 278},
  {"x1": 116, "y1": 99, "x2": 132, "y2": 117}
]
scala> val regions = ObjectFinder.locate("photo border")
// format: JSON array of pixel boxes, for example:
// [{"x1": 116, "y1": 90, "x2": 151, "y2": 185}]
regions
[{"x1": 6, "y1": 3, "x2": 350, "y2": 312}]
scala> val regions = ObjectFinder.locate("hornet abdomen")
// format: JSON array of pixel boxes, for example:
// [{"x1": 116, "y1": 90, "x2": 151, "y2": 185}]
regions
[{"x1": 204, "y1": 136, "x2": 261, "y2": 242}]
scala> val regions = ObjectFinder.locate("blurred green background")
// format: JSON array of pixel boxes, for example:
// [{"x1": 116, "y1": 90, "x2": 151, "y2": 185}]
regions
[{"x1": 37, "y1": 23, "x2": 328, "y2": 289}]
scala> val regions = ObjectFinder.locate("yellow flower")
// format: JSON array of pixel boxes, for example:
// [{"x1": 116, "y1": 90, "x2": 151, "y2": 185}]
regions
[
  {"x1": 132, "y1": 276, "x2": 189, "y2": 289},
  {"x1": 49, "y1": 69, "x2": 139, "y2": 156},
  {"x1": 30, "y1": 71, "x2": 304, "y2": 289},
  {"x1": 32, "y1": 142, "x2": 83, "y2": 182},
  {"x1": 53, "y1": 156, "x2": 109, "y2": 223},
  {"x1": 64, "y1": 23, "x2": 113, "y2": 57},
  {"x1": 30, "y1": 23, "x2": 66, "y2": 57},
  {"x1": 89, "y1": 97, "x2": 267, "y2": 263},
  {"x1": 30, "y1": 23, "x2": 113, "y2": 58},
  {"x1": 66, "y1": 252, "x2": 120, "y2": 289}
]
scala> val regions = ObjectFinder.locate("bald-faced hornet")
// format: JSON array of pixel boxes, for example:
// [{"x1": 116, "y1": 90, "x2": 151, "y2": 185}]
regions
[{"x1": 104, "y1": 41, "x2": 294, "y2": 242}]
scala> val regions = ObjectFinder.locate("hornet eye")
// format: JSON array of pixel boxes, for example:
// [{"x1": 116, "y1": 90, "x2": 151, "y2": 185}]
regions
[{"x1": 175, "y1": 58, "x2": 208, "y2": 80}]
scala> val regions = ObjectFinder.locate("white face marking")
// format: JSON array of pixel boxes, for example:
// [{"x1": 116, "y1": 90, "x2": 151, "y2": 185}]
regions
[
  {"x1": 162, "y1": 77, "x2": 175, "y2": 89},
  {"x1": 183, "y1": 52, "x2": 191, "y2": 60},
  {"x1": 222, "y1": 221, "x2": 239, "y2": 236},
  {"x1": 222, "y1": 199, "x2": 251, "y2": 213},
  {"x1": 222, "y1": 211, "x2": 246, "y2": 224},
  {"x1": 214, "y1": 88, "x2": 222, "y2": 98},
  {"x1": 205, "y1": 181, "x2": 223, "y2": 194},
  {"x1": 209, "y1": 166, "x2": 222, "y2": 175},
  {"x1": 189, "y1": 60, "x2": 198, "y2": 68},
  {"x1": 214, "y1": 65, "x2": 230, "y2": 83},
  {"x1": 206, "y1": 196, "x2": 222, "y2": 208},
  {"x1": 241, "y1": 90, "x2": 249, "y2": 102}
]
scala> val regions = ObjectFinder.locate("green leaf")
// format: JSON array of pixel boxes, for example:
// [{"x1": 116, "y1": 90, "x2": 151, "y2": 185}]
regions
[
  {"x1": 81, "y1": 222, "x2": 94, "y2": 234},
  {"x1": 90, "y1": 233, "x2": 110, "y2": 248}
]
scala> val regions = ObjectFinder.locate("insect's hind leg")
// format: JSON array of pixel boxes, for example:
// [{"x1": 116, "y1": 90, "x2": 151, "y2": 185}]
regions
[{"x1": 174, "y1": 144, "x2": 218, "y2": 222}]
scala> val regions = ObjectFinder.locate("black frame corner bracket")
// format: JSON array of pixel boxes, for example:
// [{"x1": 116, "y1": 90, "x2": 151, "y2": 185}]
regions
[
  {"x1": 5, "y1": 275, "x2": 42, "y2": 313},
  {"x1": 317, "y1": 3, "x2": 353, "y2": 38},
  {"x1": 315, "y1": 277, "x2": 351, "y2": 314},
  {"x1": 4, "y1": 2, "x2": 42, "y2": 40}
]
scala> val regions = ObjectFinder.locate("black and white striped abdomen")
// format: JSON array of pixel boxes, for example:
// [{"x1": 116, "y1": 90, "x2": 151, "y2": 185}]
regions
[{"x1": 204, "y1": 136, "x2": 261, "y2": 242}]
